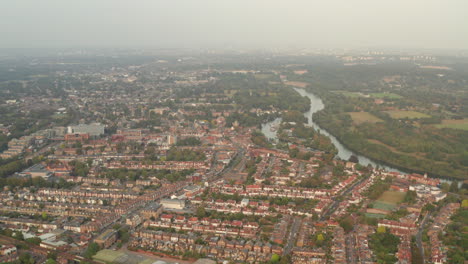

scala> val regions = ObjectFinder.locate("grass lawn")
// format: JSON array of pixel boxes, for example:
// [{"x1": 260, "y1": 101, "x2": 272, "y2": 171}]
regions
[
  {"x1": 372, "y1": 201, "x2": 396, "y2": 211},
  {"x1": 334, "y1": 91, "x2": 362, "y2": 98},
  {"x1": 365, "y1": 213, "x2": 387, "y2": 219},
  {"x1": 139, "y1": 260, "x2": 155, "y2": 264},
  {"x1": 284, "y1": 81, "x2": 309, "y2": 88},
  {"x1": 254, "y1": 73, "x2": 275, "y2": 80},
  {"x1": 377, "y1": 191, "x2": 406, "y2": 205},
  {"x1": 369, "y1": 92, "x2": 402, "y2": 99},
  {"x1": 224, "y1": 89, "x2": 239, "y2": 98},
  {"x1": 435, "y1": 119, "x2": 468, "y2": 131},
  {"x1": 385, "y1": 110, "x2": 431, "y2": 119},
  {"x1": 347, "y1": 112, "x2": 383, "y2": 124},
  {"x1": 93, "y1": 250, "x2": 125, "y2": 263}
]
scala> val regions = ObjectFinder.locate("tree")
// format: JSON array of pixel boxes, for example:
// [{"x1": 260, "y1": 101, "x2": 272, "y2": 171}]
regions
[
  {"x1": 403, "y1": 190, "x2": 417, "y2": 204},
  {"x1": 13, "y1": 231, "x2": 24, "y2": 240},
  {"x1": 271, "y1": 253, "x2": 280, "y2": 263},
  {"x1": 461, "y1": 199, "x2": 468, "y2": 208},
  {"x1": 441, "y1": 182, "x2": 450, "y2": 192},
  {"x1": 317, "y1": 233, "x2": 325, "y2": 241},
  {"x1": 339, "y1": 216, "x2": 354, "y2": 232},
  {"x1": 348, "y1": 154, "x2": 359, "y2": 163},
  {"x1": 449, "y1": 181, "x2": 459, "y2": 193},
  {"x1": 47, "y1": 251, "x2": 57, "y2": 260},
  {"x1": 316, "y1": 233, "x2": 325, "y2": 246},
  {"x1": 25, "y1": 237, "x2": 42, "y2": 245},
  {"x1": 377, "y1": 226, "x2": 386, "y2": 233},
  {"x1": 196, "y1": 206, "x2": 206, "y2": 218},
  {"x1": 19, "y1": 252, "x2": 34, "y2": 264},
  {"x1": 279, "y1": 254, "x2": 291, "y2": 264},
  {"x1": 45, "y1": 259, "x2": 57, "y2": 264},
  {"x1": 83, "y1": 242, "x2": 100, "y2": 258},
  {"x1": 423, "y1": 203, "x2": 436, "y2": 213}
]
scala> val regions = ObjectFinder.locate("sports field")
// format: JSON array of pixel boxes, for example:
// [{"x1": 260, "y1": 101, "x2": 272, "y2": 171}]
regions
[
  {"x1": 384, "y1": 110, "x2": 431, "y2": 119},
  {"x1": 435, "y1": 119, "x2": 468, "y2": 131},
  {"x1": 372, "y1": 201, "x2": 396, "y2": 211},
  {"x1": 377, "y1": 191, "x2": 406, "y2": 204},
  {"x1": 365, "y1": 213, "x2": 386, "y2": 219},
  {"x1": 93, "y1": 250, "x2": 125, "y2": 263},
  {"x1": 347, "y1": 112, "x2": 383, "y2": 124},
  {"x1": 372, "y1": 191, "x2": 405, "y2": 211}
]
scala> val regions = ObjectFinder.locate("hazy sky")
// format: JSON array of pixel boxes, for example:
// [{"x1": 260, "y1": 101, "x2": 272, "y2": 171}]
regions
[{"x1": 1, "y1": 0, "x2": 467, "y2": 50}]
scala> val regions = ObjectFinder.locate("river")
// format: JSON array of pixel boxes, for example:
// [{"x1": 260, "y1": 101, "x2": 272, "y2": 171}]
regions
[{"x1": 262, "y1": 88, "x2": 403, "y2": 173}]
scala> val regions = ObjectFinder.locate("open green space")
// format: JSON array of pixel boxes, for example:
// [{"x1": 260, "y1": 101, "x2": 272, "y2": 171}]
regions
[
  {"x1": 365, "y1": 213, "x2": 387, "y2": 219},
  {"x1": 93, "y1": 250, "x2": 156, "y2": 264},
  {"x1": 347, "y1": 112, "x2": 383, "y2": 124},
  {"x1": 384, "y1": 110, "x2": 431, "y2": 119},
  {"x1": 435, "y1": 119, "x2": 468, "y2": 131},
  {"x1": 335, "y1": 91, "x2": 402, "y2": 99},
  {"x1": 377, "y1": 191, "x2": 406, "y2": 205},
  {"x1": 369, "y1": 92, "x2": 402, "y2": 99},
  {"x1": 93, "y1": 249, "x2": 125, "y2": 263},
  {"x1": 254, "y1": 73, "x2": 275, "y2": 80},
  {"x1": 372, "y1": 201, "x2": 396, "y2": 211},
  {"x1": 334, "y1": 91, "x2": 362, "y2": 98}
]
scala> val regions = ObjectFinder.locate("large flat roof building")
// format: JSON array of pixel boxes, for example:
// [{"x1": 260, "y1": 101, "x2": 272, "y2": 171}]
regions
[
  {"x1": 67, "y1": 123, "x2": 105, "y2": 136},
  {"x1": 160, "y1": 199, "x2": 185, "y2": 210}
]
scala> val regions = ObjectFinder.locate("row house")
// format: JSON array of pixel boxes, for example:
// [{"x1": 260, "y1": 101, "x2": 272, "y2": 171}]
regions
[
  {"x1": 331, "y1": 226, "x2": 346, "y2": 264},
  {"x1": 37, "y1": 188, "x2": 139, "y2": 199},
  {"x1": 0, "y1": 217, "x2": 60, "y2": 230},
  {"x1": 428, "y1": 203, "x2": 460, "y2": 264},
  {"x1": 378, "y1": 219, "x2": 417, "y2": 236},
  {"x1": 396, "y1": 234, "x2": 412, "y2": 264}
]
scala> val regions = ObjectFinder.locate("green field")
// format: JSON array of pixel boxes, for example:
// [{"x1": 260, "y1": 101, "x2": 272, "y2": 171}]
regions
[
  {"x1": 93, "y1": 250, "x2": 125, "y2": 263},
  {"x1": 369, "y1": 92, "x2": 402, "y2": 99},
  {"x1": 372, "y1": 201, "x2": 396, "y2": 211},
  {"x1": 347, "y1": 112, "x2": 383, "y2": 124},
  {"x1": 93, "y1": 250, "x2": 157, "y2": 264},
  {"x1": 254, "y1": 73, "x2": 275, "y2": 80},
  {"x1": 435, "y1": 119, "x2": 468, "y2": 131},
  {"x1": 372, "y1": 191, "x2": 406, "y2": 211},
  {"x1": 365, "y1": 213, "x2": 387, "y2": 219},
  {"x1": 384, "y1": 110, "x2": 431, "y2": 119},
  {"x1": 377, "y1": 191, "x2": 406, "y2": 204},
  {"x1": 334, "y1": 91, "x2": 362, "y2": 98},
  {"x1": 335, "y1": 91, "x2": 402, "y2": 100}
]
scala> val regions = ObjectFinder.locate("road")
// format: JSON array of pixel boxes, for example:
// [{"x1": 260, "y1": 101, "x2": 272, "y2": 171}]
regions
[
  {"x1": 24, "y1": 101, "x2": 81, "y2": 162},
  {"x1": 415, "y1": 212, "x2": 431, "y2": 264},
  {"x1": 320, "y1": 175, "x2": 369, "y2": 221},
  {"x1": 207, "y1": 145, "x2": 245, "y2": 183},
  {"x1": 283, "y1": 217, "x2": 301, "y2": 255},
  {"x1": 24, "y1": 141, "x2": 61, "y2": 161},
  {"x1": 345, "y1": 233, "x2": 356, "y2": 264}
]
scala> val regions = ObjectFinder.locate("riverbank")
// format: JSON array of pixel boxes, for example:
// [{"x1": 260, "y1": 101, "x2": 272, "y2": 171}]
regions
[{"x1": 296, "y1": 87, "x2": 466, "y2": 181}]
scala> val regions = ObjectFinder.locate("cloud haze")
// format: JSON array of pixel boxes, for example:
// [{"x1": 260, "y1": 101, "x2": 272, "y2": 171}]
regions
[{"x1": 1, "y1": 0, "x2": 467, "y2": 49}]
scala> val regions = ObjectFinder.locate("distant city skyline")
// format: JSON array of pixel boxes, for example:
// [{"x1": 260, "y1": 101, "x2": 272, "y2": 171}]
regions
[{"x1": 1, "y1": 0, "x2": 467, "y2": 50}]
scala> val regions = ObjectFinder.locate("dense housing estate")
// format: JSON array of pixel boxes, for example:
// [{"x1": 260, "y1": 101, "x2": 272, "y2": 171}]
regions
[{"x1": 0, "y1": 51, "x2": 466, "y2": 264}]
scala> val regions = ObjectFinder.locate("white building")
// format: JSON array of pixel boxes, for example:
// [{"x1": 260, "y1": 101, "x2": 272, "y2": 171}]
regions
[
  {"x1": 67, "y1": 123, "x2": 105, "y2": 136},
  {"x1": 160, "y1": 199, "x2": 185, "y2": 210}
]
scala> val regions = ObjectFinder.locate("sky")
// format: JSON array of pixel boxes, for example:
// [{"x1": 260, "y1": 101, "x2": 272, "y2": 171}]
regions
[{"x1": 1, "y1": 0, "x2": 467, "y2": 50}]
